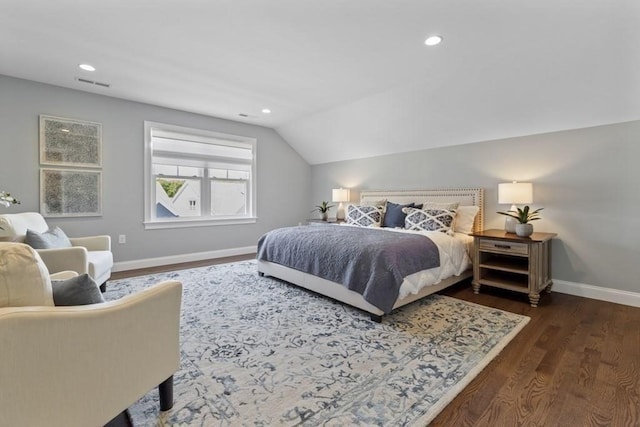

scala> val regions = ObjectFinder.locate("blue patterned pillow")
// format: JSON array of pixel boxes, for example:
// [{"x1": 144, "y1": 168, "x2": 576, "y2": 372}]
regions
[
  {"x1": 403, "y1": 207, "x2": 457, "y2": 234},
  {"x1": 346, "y1": 205, "x2": 383, "y2": 227}
]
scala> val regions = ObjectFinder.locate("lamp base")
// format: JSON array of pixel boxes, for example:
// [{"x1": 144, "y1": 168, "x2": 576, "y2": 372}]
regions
[
  {"x1": 336, "y1": 202, "x2": 345, "y2": 221},
  {"x1": 503, "y1": 203, "x2": 519, "y2": 233},
  {"x1": 504, "y1": 217, "x2": 517, "y2": 233}
]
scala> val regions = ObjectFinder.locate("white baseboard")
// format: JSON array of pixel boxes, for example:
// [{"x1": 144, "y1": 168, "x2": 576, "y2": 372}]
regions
[
  {"x1": 113, "y1": 254, "x2": 640, "y2": 309},
  {"x1": 553, "y1": 279, "x2": 640, "y2": 308},
  {"x1": 112, "y1": 245, "x2": 257, "y2": 273}
]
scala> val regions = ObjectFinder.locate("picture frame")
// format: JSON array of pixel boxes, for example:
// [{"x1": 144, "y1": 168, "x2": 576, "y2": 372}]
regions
[
  {"x1": 40, "y1": 168, "x2": 102, "y2": 217},
  {"x1": 39, "y1": 115, "x2": 102, "y2": 167}
]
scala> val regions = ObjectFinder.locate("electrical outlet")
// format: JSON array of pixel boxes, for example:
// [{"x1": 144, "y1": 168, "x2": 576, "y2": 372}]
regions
[{"x1": 118, "y1": 234, "x2": 126, "y2": 244}]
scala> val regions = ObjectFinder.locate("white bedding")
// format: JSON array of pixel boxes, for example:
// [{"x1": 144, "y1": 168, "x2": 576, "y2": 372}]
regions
[
  {"x1": 398, "y1": 231, "x2": 472, "y2": 298},
  {"x1": 340, "y1": 224, "x2": 473, "y2": 299}
]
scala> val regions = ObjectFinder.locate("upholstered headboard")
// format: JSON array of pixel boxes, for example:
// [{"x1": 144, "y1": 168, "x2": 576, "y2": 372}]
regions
[{"x1": 359, "y1": 188, "x2": 484, "y2": 233}]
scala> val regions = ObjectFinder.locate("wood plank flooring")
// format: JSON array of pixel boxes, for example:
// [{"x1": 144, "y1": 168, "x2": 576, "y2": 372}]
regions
[
  {"x1": 437, "y1": 283, "x2": 640, "y2": 427},
  {"x1": 111, "y1": 256, "x2": 640, "y2": 426}
]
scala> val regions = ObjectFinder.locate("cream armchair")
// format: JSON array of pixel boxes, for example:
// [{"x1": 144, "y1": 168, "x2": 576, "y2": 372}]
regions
[
  {"x1": 0, "y1": 281, "x2": 183, "y2": 426},
  {"x1": 0, "y1": 243, "x2": 183, "y2": 427},
  {"x1": 0, "y1": 212, "x2": 113, "y2": 291}
]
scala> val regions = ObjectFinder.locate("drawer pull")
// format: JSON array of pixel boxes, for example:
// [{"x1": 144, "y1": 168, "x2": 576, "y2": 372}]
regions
[{"x1": 495, "y1": 244, "x2": 511, "y2": 249}]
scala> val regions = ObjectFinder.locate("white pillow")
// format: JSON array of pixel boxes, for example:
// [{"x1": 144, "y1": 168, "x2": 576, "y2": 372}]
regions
[
  {"x1": 346, "y1": 205, "x2": 383, "y2": 227},
  {"x1": 453, "y1": 205, "x2": 480, "y2": 234},
  {"x1": 403, "y1": 207, "x2": 457, "y2": 235},
  {"x1": 363, "y1": 199, "x2": 387, "y2": 208},
  {"x1": 420, "y1": 201, "x2": 460, "y2": 210},
  {"x1": 0, "y1": 242, "x2": 54, "y2": 307}
]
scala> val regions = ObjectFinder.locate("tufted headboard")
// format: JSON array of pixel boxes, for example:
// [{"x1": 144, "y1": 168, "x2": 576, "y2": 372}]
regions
[{"x1": 359, "y1": 187, "x2": 484, "y2": 233}]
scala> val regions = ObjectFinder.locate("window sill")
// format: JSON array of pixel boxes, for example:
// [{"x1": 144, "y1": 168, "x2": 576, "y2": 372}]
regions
[{"x1": 144, "y1": 217, "x2": 257, "y2": 230}]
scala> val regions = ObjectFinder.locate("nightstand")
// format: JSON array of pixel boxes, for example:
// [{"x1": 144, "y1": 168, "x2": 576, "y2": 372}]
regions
[
  {"x1": 307, "y1": 219, "x2": 345, "y2": 226},
  {"x1": 471, "y1": 229, "x2": 557, "y2": 307}
]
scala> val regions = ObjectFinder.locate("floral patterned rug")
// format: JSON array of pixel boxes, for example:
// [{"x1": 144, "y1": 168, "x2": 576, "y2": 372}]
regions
[{"x1": 104, "y1": 260, "x2": 529, "y2": 426}]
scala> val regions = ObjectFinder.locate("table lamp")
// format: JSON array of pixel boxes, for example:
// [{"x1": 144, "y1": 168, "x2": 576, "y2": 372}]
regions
[
  {"x1": 332, "y1": 188, "x2": 350, "y2": 221},
  {"x1": 498, "y1": 181, "x2": 532, "y2": 233}
]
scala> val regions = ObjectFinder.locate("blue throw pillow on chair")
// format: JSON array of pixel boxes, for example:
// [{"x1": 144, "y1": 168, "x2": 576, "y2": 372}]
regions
[
  {"x1": 25, "y1": 227, "x2": 72, "y2": 249},
  {"x1": 51, "y1": 273, "x2": 105, "y2": 306}
]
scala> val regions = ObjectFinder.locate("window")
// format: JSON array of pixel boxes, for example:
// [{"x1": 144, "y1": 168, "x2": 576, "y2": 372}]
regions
[{"x1": 144, "y1": 121, "x2": 257, "y2": 229}]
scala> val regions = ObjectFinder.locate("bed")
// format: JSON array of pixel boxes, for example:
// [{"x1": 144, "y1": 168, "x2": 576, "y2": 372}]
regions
[{"x1": 257, "y1": 188, "x2": 484, "y2": 321}]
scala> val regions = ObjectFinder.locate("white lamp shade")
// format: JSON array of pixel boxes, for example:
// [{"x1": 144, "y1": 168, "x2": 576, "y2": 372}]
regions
[
  {"x1": 332, "y1": 188, "x2": 350, "y2": 203},
  {"x1": 498, "y1": 182, "x2": 532, "y2": 205}
]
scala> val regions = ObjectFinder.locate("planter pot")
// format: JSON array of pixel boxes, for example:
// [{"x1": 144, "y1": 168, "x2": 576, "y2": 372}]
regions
[
  {"x1": 515, "y1": 223, "x2": 533, "y2": 237},
  {"x1": 321, "y1": 212, "x2": 328, "y2": 221}
]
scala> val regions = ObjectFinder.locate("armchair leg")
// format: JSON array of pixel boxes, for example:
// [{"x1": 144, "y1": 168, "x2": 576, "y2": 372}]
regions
[
  {"x1": 370, "y1": 314, "x2": 383, "y2": 323},
  {"x1": 100, "y1": 282, "x2": 107, "y2": 293},
  {"x1": 159, "y1": 375, "x2": 174, "y2": 411},
  {"x1": 104, "y1": 409, "x2": 132, "y2": 427}
]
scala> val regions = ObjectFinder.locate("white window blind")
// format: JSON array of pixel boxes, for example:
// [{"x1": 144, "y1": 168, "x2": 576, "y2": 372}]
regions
[{"x1": 144, "y1": 121, "x2": 257, "y2": 229}]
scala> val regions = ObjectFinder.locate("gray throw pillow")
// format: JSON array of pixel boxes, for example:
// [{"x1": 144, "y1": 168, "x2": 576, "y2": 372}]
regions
[
  {"x1": 383, "y1": 202, "x2": 415, "y2": 228},
  {"x1": 51, "y1": 274, "x2": 105, "y2": 306},
  {"x1": 25, "y1": 227, "x2": 72, "y2": 249}
]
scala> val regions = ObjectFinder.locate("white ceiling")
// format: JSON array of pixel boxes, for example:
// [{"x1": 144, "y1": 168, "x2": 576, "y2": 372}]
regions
[{"x1": 2, "y1": 0, "x2": 639, "y2": 164}]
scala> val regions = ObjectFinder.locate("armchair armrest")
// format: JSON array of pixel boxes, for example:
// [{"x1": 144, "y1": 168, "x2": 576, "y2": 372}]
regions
[
  {"x1": 70, "y1": 235, "x2": 111, "y2": 251},
  {"x1": 37, "y1": 246, "x2": 89, "y2": 275},
  {"x1": 0, "y1": 280, "x2": 182, "y2": 427},
  {"x1": 50, "y1": 271, "x2": 80, "y2": 280}
]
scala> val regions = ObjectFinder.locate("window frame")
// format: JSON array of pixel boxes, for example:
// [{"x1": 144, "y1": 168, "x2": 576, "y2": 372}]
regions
[{"x1": 143, "y1": 121, "x2": 257, "y2": 229}]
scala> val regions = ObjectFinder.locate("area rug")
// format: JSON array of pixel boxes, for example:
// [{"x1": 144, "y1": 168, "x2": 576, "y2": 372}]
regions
[{"x1": 104, "y1": 260, "x2": 529, "y2": 426}]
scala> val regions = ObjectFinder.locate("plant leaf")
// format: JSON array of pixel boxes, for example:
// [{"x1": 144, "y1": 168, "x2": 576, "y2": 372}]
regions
[{"x1": 497, "y1": 211, "x2": 520, "y2": 220}]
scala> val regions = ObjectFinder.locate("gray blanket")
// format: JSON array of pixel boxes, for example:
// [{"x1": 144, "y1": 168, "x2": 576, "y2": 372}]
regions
[{"x1": 256, "y1": 225, "x2": 440, "y2": 313}]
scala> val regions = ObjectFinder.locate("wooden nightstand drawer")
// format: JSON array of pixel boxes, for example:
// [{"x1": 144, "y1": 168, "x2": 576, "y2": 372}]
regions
[{"x1": 479, "y1": 239, "x2": 528, "y2": 256}]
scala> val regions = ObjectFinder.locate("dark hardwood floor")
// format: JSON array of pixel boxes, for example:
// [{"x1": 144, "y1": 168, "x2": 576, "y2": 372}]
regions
[
  {"x1": 111, "y1": 256, "x2": 640, "y2": 426},
  {"x1": 110, "y1": 254, "x2": 255, "y2": 280},
  {"x1": 437, "y1": 282, "x2": 640, "y2": 427}
]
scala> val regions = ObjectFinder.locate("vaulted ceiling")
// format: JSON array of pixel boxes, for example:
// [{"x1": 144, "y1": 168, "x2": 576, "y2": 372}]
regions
[{"x1": 2, "y1": 0, "x2": 639, "y2": 164}]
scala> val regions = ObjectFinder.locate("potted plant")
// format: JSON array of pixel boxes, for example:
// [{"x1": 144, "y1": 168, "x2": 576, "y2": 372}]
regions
[
  {"x1": 312, "y1": 201, "x2": 334, "y2": 221},
  {"x1": 0, "y1": 191, "x2": 20, "y2": 208},
  {"x1": 497, "y1": 206, "x2": 543, "y2": 237},
  {"x1": 0, "y1": 191, "x2": 20, "y2": 230}
]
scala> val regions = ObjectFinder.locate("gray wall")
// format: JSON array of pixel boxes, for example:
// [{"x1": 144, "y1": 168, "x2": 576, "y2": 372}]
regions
[
  {"x1": 3, "y1": 73, "x2": 638, "y2": 292},
  {"x1": 0, "y1": 75, "x2": 311, "y2": 263},
  {"x1": 311, "y1": 121, "x2": 640, "y2": 293}
]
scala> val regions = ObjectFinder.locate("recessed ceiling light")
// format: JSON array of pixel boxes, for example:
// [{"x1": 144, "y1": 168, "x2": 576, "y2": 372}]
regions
[
  {"x1": 261, "y1": 108, "x2": 271, "y2": 114},
  {"x1": 424, "y1": 35, "x2": 443, "y2": 46},
  {"x1": 79, "y1": 64, "x2": 96, "y2": 72}
]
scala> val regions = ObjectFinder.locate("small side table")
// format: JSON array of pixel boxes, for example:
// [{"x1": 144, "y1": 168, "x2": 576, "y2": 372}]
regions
[
  {"x1": 307, "y1": 219, "x2": 345, "y2": 226},
  {"x1": 470, "y1": 229, "x2": 557, "y2": 307}
]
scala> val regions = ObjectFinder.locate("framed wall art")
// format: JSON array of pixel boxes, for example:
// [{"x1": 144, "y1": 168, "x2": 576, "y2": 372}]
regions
[
  {"x1": 40, "y1": 168, "x2": 102, "y2": 217},
  {"x1": 39, "y1": 115, "x2": 102, "y2": 167}
]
